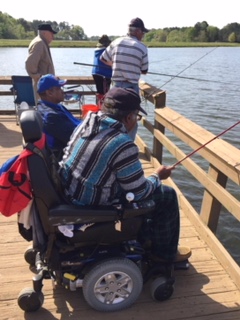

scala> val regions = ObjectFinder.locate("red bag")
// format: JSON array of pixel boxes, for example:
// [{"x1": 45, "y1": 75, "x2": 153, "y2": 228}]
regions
[{"x1": 0, "y1": 135, "x2": 45, "y2": 217}]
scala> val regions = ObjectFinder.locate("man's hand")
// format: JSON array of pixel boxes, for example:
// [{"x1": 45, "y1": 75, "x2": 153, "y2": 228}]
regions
[
  {"x1": 155, "y1": 165, "x2": 175, "y2": 180},
  {"x1": 100, "y1": 57, "x2": 112, "y2": 67}
]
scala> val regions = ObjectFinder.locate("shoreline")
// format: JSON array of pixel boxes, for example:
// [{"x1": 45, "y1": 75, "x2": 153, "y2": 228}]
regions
[{"x1": 0, "y1": 39, "x2": 240, "y2": 48}]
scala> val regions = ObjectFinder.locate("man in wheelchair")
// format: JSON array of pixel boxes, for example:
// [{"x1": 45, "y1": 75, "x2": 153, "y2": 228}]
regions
[
  {"x1": 37, "y1": 74, "x2": 82, "y2": 159},
  {"x1": 59, "y1": 87, "x2": 191, "y2": 264},
  {"x1": 17, "y1": 87, "x2": 191, "y2": 313}
]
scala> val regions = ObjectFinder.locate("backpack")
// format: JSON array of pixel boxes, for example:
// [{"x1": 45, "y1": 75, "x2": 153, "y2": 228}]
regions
[{"x1": 0, "y1": 135, "x2": 45, "y2": 217}]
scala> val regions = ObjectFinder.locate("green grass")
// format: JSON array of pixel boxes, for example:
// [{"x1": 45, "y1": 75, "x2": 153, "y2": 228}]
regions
[
  {"x1": 0, "y1": 39, "x2": 97, "y2": 47},
  {"x1": 0, "y1": 39, "x2": 240, "y2": 48},
  {"x1": 146, "y1": 42, "x2": 240, "y2": 47}
]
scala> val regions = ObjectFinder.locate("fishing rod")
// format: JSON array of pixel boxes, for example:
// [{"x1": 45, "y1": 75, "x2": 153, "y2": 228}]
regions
[
  {"x1": 172, "y1": 120, "x2": 240, "y2": 168},
  {"x1": 64, "y1": 84, "x2": 81, "y2": 91},
  {"x1": 74, "y1": 60, "x2": 240, "y2": 87},
  {"x1": 74, "y1": 62, "x2": 111, "y2": 69}
]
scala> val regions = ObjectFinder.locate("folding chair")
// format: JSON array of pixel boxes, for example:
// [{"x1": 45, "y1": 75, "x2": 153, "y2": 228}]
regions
[
  {"x1": 11, "y1": 75, "x2": 36, "y2": 125},
  {"x1": 63, "y1": 84, "x2": 85, "y2": 116}
]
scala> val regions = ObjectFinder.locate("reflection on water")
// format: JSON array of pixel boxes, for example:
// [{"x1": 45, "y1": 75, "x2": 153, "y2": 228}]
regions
[{"x1": 1, "y1": 46, "x2": 240, "y2": 263}]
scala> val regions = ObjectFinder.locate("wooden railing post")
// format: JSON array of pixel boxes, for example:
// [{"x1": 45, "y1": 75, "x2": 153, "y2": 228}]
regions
[
  {"x1": 200, "y1": 164, "x2": 227, "y2": 233},
  {"x1": 139, "y1": 82, "x2": 166, "y2": 163}
]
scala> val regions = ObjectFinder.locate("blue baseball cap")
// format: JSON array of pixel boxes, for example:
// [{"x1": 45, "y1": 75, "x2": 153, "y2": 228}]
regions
[{"x1": 37, "y1": 74, "x2": 67, "y2": 93}]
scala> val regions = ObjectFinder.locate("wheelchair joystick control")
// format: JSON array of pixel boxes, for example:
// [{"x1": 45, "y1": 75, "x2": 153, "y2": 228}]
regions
[{"x1": 126, "y1": 192, "x2": 134, "y2": 202}]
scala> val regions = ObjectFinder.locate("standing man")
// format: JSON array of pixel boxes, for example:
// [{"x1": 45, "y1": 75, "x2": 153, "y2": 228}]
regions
[
  {"x1": 100, "y1": 17, "x2": 149, "y2": 94},
  {"x1": 25, "y1": 23, "x2": 57, "y2": 105}
]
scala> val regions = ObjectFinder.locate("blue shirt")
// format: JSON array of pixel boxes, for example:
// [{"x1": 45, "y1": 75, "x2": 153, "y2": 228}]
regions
[
  {"x1": 37, "y1": 100, "x2": 82, "y2": 157},
  {"x1": 92, "y1": 47, "x2": 112, "y2": 78}
]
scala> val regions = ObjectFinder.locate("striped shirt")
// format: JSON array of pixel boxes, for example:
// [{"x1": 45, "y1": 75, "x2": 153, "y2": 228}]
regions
[
  {"x1": 59, "y1": 111, "x2": 160, "y2": 206},
  {"x1": 100, "y1": 35, "x2": 148, "y2": 84}
]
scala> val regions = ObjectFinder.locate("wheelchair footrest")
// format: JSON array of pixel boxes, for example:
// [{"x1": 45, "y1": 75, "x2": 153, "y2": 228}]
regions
[{"x1": 174, "y1": 260, "x2": 190, "y2": 270}]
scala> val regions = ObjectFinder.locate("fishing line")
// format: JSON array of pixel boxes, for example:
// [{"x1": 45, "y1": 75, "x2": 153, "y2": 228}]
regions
[
  {"x1": 171, "y1": 120, "x2": 240, "y2": 168},
  {"x1": 145, "y1": 47, "x2": 220, "y2": 98},
  {"x1": 147, "y1": 71, "x2": 240, "y2": 87},
  {"x1": 159, "y1": 47, "x2": 218, "y2": 88}
]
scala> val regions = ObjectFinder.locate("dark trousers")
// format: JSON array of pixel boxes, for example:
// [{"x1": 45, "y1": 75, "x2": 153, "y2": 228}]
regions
[
  {"x1": 139, "y1": 184, "x2": 180, "y2": 262},
  {"x1": 92, "y1": 74, "x2": 111, "y2": 94}
]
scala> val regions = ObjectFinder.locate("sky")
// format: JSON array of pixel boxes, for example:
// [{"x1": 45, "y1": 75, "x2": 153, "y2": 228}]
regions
[{"x1": 1, "y1": 0, "x2": 240, "y2": 37}]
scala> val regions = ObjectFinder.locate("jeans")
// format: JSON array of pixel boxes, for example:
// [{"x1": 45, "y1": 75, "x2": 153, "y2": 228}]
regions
[{"x1": 112, "y1": 81, "x2": 139, "y2": 95}]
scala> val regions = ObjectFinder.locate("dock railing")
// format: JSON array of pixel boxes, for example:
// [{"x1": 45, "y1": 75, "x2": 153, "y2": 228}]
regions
[
  {"x1": 0, "y1": 76, "x2": 97, "y2": 115},
  {"x1": 139, "y1": 81, "x2": 240, "y2": 290},
  {"x1": 0, "y1": 75, "x2": 96, "y2": 97}
]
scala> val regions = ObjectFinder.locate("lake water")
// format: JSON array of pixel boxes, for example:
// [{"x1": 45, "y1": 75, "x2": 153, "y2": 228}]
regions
[{"x1": 1, "y1": 47, "x2": 240, "y2": 263}]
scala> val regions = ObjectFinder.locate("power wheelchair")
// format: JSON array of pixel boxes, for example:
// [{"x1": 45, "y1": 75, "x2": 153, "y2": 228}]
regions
[{"x1": 17, "y1": 110, "x2": 188, "y2": 313}]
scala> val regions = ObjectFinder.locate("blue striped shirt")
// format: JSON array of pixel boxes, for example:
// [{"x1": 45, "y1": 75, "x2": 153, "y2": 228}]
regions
[{"x1": 59, "y1": 112, "x2": 160, "y2": 205}]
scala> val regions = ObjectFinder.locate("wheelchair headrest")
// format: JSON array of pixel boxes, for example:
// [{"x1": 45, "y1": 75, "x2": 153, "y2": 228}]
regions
[{"x1": 20, "y1": 110, "x2": 43, "y2": 143}]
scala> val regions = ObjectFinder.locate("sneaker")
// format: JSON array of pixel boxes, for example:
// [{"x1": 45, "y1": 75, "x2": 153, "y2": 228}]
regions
[{"x1": 175, "y1": 246, "x2": 192, "y2": 262}]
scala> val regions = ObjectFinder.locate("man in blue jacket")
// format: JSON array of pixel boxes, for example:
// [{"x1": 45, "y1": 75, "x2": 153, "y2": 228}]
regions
[{"x1": 37, "y1": 74, "x2": 82, "y2": 158}]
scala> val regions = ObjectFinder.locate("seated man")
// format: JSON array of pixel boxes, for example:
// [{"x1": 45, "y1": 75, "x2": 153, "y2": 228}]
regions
[
  {"x1": 59, "y1": 87, "x2": 191, "y2": 263},
  {"x1": 37, "y1": 74, "x2": 82, "y2": 159}
]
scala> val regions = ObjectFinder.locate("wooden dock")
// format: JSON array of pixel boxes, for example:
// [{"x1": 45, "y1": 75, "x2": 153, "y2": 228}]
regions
[
  {"x1": 1, "y1": 79, "x2": 240, "y2": 319},
  {"x1": 1, "y1": 114, "x2": 240, "y2": 320}
]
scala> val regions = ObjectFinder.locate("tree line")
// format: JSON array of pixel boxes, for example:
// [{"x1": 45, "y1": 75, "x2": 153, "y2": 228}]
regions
[{"x1": 1, "y1": 12, "x2": 240, "y2": 43}]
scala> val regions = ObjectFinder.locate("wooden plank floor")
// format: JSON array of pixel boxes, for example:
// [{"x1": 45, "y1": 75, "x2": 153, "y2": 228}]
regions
[{"x1": 1, "y1": 115, "x2": 240, "y2": 320}]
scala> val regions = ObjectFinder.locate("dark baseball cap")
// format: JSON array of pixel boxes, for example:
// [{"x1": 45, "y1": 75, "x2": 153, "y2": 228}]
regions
[
  {"x1": 129, "y1": 18, "x2": 149, "y2": 33},
  {"x1": 103, "y1": 87, "x2": 147, "y2": 115},
  {"x1": 38, "y1": 23, "x2": 57, "y2": 34}
]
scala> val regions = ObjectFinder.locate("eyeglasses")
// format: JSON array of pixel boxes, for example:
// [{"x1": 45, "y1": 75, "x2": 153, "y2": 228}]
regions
[{"x1": 133, "y1": 113, "x2": 142, "y2": 121}]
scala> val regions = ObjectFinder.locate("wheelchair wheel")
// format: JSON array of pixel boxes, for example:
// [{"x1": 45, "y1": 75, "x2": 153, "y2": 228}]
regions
[
  {"x1": 24, "y1": 246, "x2": 37, "y2": 266},
  {"x1": 150, "y1": 276, "x2": 174, "y2": 301},
  {"x1": 82, "y1": 257, "x2": 143, "y2": 312},
  {"x1": 18, "y1": 287, "x2": 44, "y2": 312}
]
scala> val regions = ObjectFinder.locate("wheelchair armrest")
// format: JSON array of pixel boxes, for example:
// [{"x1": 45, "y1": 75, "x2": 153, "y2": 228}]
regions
[
  {"x1": 49, "y1": 204, "x2": 120, "y2": 226},
  {"x1": 48, "y1": 199, "x2": 155, "y2": 226},
  {"x1": 122, "y1": 199, "x2": 155, "y2": 219}
]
